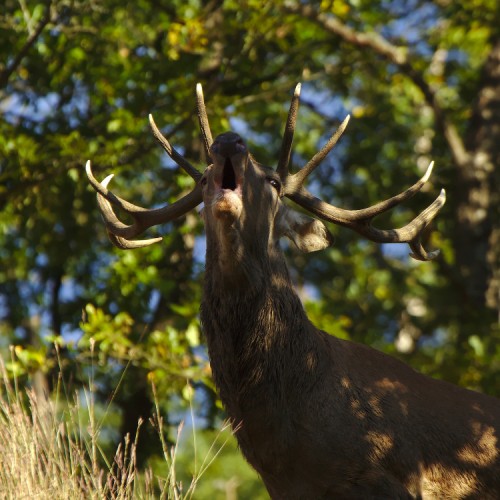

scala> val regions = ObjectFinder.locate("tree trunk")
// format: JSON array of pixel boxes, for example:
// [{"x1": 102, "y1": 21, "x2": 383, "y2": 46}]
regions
[{"x1": 457, "y1": 37, "x2": 500, "y2": 319}]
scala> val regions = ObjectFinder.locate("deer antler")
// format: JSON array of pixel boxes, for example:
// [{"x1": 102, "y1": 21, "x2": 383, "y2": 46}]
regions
[
  {"x1": 279, "y1": 84, "x2": 446, "y2": 261},
  {"x1": 196, "y1": 83, "x2": 214, "y2": 158},
  {"x1": 85, "y1": 161, "x2": 202, "y2": 249},
  {"x1": 85, "y1": 87, "x2": 212, "y2": 249}
]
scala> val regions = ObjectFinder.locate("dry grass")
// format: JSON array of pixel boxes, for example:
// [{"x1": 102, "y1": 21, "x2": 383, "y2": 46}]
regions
[
  {"x1": 0, "y1": 354, "x2": 232, "y2": 500},
  {"x1": 0, "y1": 360, "x2": 154, "y2": 499}
]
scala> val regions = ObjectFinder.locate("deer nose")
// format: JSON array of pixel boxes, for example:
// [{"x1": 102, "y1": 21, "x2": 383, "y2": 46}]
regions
[{"x1": 210, "y1": 132, "x2": 247, "y2": 158}]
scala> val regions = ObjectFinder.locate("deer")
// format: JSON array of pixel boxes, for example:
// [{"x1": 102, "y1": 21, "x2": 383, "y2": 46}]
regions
[{"x1": 85, "y1": 84, "x2": 500, "y2": 499}]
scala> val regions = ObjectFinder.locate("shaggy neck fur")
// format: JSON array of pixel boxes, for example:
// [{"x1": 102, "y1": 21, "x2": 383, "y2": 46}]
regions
[{"x1": 200, "y1": 222, "x2": 320, "y2": 421}]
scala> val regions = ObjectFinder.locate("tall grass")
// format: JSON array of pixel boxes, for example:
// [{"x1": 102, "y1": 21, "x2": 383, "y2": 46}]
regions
[{"x1": 0, "y1": 351, "x2": 232, "y2": 499}]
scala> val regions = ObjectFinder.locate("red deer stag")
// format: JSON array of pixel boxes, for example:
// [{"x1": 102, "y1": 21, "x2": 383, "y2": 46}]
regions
[{"x1": 86, "y1": 84, "x2": 500, "y2": 499}]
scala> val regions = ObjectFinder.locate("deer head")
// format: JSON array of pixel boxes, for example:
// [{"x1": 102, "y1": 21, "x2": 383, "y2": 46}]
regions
[{"x1": 86, "y1": 83, "x2": 445, "y2": 263}]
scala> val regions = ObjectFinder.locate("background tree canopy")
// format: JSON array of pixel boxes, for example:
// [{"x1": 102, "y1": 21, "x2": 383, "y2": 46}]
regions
[{"x1": 1, "y1": 0, "x2": 499, "y2": 495}]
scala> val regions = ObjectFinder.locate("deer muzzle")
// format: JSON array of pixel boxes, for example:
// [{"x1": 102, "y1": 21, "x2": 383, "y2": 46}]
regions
[{"x1": 207, "y1": 132, "x2": 248, "y2": 220}]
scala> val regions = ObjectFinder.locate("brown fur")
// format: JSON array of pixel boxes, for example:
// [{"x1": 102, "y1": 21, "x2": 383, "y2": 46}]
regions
[{"x1": 199, "y1": 133, "x2": 500, "y2": 499}]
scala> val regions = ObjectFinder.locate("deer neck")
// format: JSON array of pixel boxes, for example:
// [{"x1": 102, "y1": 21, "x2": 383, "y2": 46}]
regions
[
  {"x1": 201, "y1": 224, "x2": 315, "y2": 415},
  {"x1": 202, "y1": 209, "x2": 301, "y2": 294}
]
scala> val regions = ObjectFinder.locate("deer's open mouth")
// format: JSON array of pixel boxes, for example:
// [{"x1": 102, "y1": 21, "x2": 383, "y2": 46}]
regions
[
  {"x1": 206, "y1": 131, "x2": 247, "y2": 220},
  {"x1": 222, "y1": 158, "x2": 237, "y2": 190},
  {"x1": 209, "y1": 156, "x2": 244, "y2": 220},
  {"x1": 214, "y1": 155, "x2": 243, "y2": 197}
]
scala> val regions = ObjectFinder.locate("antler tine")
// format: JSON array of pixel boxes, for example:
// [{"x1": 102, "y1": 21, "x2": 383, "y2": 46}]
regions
[
  {"x1": 149, "y1": 114, "x2": 203, "y2": 182},
  {"x1": 277, "y1": 83, "x2": 301, "y2": 180},
  {"x1": 85, "y1": 161, "x2": 202, "y2": 249},
  {"x1": 99, "y1": 175, "x2": 164, "y2": 249},
  {"x1": 106, "y1": 231, "x2": 162, "y2": 250},
  {"x1": 196, "y1": 83, "x2": 213, "y2": 160},
  {"x1": 286, "y1": 161, "x2": 446, "y2": 261},
  {"x1": 407, "y1": 189, "x2": 447, "y2": 260},
  {"x1": 286, "y1": 115, "x2": 350, "y2": 192}
]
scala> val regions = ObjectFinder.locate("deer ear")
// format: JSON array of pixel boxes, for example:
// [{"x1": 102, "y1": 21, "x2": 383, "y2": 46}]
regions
[{"x1": 281, "y1": 209, "x2": 334, "y2": 253}]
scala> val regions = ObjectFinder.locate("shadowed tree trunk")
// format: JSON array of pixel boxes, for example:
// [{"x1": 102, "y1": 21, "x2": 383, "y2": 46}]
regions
[{"x1": 461, "y1": 37, "x2": 500, "y2": 317}]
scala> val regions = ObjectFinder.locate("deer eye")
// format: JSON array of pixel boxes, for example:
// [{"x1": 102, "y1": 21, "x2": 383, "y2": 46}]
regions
[
  {"x1": 267, "y1": 177, "x2": 281, "y2": 192},
  {"x1": 200, "y1": 177, "x2": 208, "y2": 187}
]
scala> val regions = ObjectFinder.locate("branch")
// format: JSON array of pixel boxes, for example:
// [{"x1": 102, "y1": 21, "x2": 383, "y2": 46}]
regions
[
  {"x1": 284, "y1": 3, "x2": 470, "y2": 167},
  {"x1": 0, "y1": 3, "x2": 53, "y2": 89}
]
